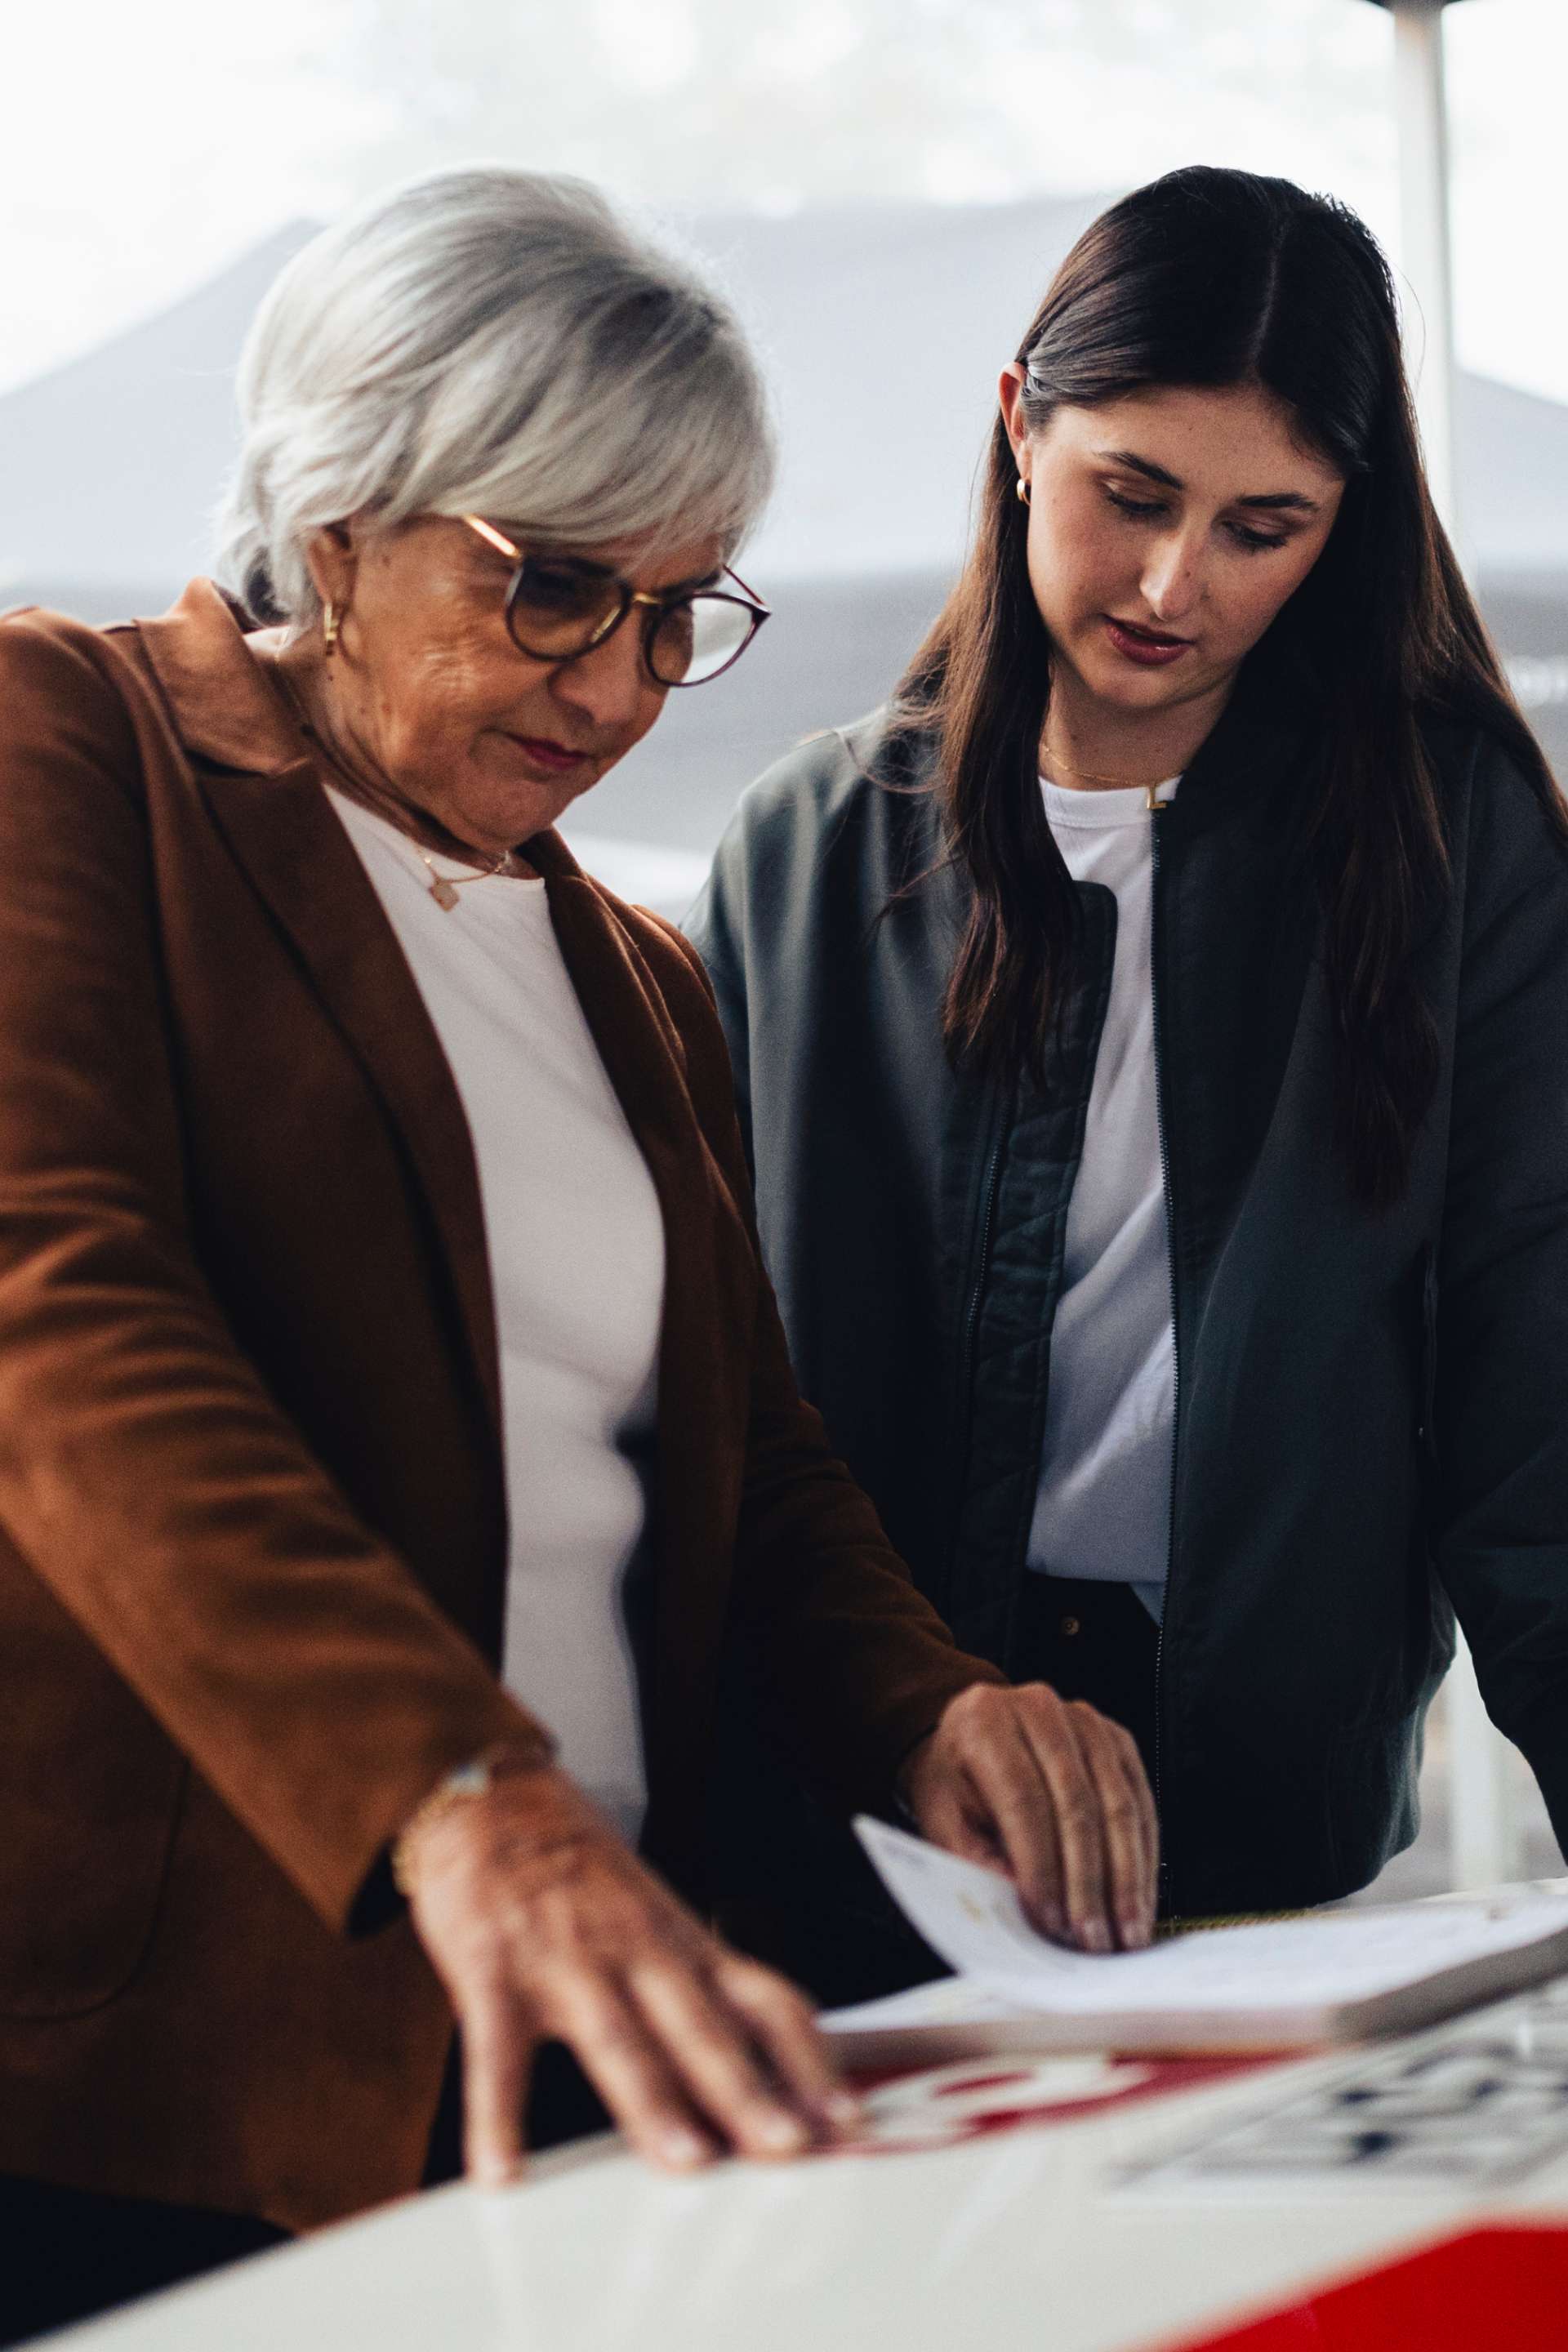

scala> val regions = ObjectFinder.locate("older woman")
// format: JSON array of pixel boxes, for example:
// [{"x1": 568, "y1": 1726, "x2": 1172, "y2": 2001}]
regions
[{"x1": 0, "y1": 169, "x2": 1156, "y2": 2338}]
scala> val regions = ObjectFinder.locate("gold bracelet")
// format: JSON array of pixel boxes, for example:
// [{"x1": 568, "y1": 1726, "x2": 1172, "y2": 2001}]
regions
[{"x1": 391, "y1": 1740, "x2": 554, "y2": 1898}]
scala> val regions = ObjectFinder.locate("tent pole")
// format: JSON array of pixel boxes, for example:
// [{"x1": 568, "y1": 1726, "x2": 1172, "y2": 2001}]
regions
[
  {"x1": 1388, "y1": 0, "x2": 1519, "y2": 1888},
  {"x1": 1392, "y1": 0, "x2": 1460, "y2": 540}
]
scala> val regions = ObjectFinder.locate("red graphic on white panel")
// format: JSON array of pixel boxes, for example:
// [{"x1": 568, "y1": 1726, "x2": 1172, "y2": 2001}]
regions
[
  {"x1": 1150, "y1": 2224, "x2": 1568, "y2": 2350},
  {"x1": 843, "y1": 2051, "x2": 1281, "y2": 2154}
]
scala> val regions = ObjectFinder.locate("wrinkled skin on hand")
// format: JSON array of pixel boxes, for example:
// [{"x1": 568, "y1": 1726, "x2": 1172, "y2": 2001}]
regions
[
  {"x1": 403, "y1": 1759, "x2": 862, "y2": 2182},
  {"x1": 898, "y1": 1681, "x2": 1159, "y2": 1953},
  {"x1": 406, "y1": 1675, "x2": 1156, "y2": 2183}
]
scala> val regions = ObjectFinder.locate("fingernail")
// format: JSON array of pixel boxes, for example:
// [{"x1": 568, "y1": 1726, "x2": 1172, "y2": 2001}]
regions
[
  {"x1": 477, "y1": 2154, "x2": 519, "y2": 2191},
  {"x1": 1120, "y1": 1916, "x2": 1151, "y2": 1949},
  {"x1": 758, "y1": 2111, "x2": 808, "y2": 2154},
  {"x1": 662, "y1": 2128, "x2": 710, "y2": 2169},
  {"x1": 826, "y1": 2091, "x2": 864, "y2": 2127},
  {"x1": 1044, "y1": 1906, "x2": 1068, "y2": 1942},
  {"x1": 1080, "y1": 1919, "x2": 1113, "y2": 1953}
]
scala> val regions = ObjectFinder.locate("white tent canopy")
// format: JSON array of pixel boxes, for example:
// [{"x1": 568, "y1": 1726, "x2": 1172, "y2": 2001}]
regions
[{"x1": 2, "y1": 188, "x2": 1565, "y2": 613}]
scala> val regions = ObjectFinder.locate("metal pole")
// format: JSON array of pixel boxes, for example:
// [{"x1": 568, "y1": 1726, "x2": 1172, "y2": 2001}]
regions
[
  {"x1": 1387, "y1": 0, "x2": 1517, "y2": 1886},
  {"x1": 1391, "y1": 0, "x2": 1461, "y2": 539}
]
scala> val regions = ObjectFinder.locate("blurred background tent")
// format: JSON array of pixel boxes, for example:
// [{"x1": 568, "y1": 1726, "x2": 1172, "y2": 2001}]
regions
[{"x1": 2, "y1": 192, "x2": 1566, "y2": 913}]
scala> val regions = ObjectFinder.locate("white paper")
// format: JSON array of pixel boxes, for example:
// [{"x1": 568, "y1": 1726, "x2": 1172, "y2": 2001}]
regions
[
  {"x1": 822, "y1": 1976, "x2": 1031, "y2": 2038},
  {"x1": 853, "y1": 1815, "x2": 1568, "y2": 2020}
]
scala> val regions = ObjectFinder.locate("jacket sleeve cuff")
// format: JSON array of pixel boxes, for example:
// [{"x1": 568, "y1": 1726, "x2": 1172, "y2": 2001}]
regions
[
  {"x1": 305, "y1": 1681, "x2": 557, "y2": 1939},
  {"x1": 345, "y1": 1717, "x2": 559, "y2": 1937},
  {"x1": 832, "y1": 1656, "x2": 1010, "y2": 1820}
]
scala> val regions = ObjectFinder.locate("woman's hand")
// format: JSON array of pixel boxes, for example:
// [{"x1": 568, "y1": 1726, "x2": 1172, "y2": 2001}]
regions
[
  {"x1": 898, "y1": 1682, "x2": 1158, "y2": 1953},
  {"x1": 402, "y1": 1760, "x2": 859, "y2": 2184}
]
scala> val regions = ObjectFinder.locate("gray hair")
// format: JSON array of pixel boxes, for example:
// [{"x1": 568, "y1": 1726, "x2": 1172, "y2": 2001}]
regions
[{"x1": 216, "y1": 167, "x2": 775, "y2": 629}]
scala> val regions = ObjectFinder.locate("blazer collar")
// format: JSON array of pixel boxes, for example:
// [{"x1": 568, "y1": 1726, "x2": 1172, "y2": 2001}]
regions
[
  {"x1": 137, "y1": 581, "x2": 516, "y2": 1444},
  {"x1": 135, "y1": 577, "x2": 309, "y2": 774}
]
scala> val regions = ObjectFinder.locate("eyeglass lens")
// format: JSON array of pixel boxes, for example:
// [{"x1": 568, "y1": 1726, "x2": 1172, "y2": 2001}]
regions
[
  {"x1": 648, "y1": 597, "x2": 755, "y2": 686},
  {"x1": 505, "y1": 557, "x2": 756, "y2": 685}
]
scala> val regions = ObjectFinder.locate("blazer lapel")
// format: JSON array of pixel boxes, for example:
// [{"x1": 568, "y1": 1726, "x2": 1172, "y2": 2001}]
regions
[
  {"x1": 203, "y1": 764, "x2": 503, "y2": 1438},
  {"x1": 136, "y1": 586, "x2": 502, "y2": 1443}
]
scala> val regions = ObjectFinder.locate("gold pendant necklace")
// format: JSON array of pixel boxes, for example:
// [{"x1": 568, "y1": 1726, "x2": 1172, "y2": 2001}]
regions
[
  {"x1": 415, "y1": 847, "x2": 513, "y2": 910},
  {"x1": 272, "y1": 661, "x2": 520, "y2": 900},
  {"x1": 1043, "y1": 741, "x2": 1171, "y2": 811}
]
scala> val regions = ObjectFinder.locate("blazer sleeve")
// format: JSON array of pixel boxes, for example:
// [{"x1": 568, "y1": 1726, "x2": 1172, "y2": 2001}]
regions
[
  {"x1": 1434, "y1": 737, "x2": 1568, "y2": 1850},
  {"x1": 0, "y1": 615, "x2": 545, "y2": 1934},
  {"x1": 653, "y1": 918, "x2": 1006, "y2": 1812}
]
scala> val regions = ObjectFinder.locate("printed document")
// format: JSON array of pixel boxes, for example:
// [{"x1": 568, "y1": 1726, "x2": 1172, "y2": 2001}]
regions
[{"x1": 853, "y1": 1816, "x2": 1568, "y2": 2022}]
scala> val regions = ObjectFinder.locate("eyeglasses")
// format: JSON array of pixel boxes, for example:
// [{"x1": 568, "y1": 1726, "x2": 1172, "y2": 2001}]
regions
[{"x1": 460, "y1": 515, "x2": 769, "y2": 688}]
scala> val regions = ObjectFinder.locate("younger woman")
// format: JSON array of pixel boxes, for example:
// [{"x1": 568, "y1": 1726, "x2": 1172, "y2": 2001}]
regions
[{"x1": 689, "y1": 167, "x2": 1568, "y2": 1944}]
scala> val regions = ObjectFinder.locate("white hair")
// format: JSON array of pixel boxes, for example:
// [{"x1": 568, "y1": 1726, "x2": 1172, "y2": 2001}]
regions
[{"x1": 216, "y1": 167, "x2": 775, "y2": 628}]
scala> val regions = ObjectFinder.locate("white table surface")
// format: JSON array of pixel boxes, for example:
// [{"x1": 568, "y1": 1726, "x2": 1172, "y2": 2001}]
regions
[{"x1": 50, "y1": 1975, "x2": 1568, "y2": 2352}]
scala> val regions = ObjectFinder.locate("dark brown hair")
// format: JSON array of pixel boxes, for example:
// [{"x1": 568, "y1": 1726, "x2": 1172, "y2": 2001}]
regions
[{"x1": 897, "y1": 166, "x2": 1562, "y2": 1209}]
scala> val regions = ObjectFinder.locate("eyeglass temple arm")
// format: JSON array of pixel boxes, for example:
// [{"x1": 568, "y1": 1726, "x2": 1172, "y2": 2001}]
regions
[
  {"x1": 724, "y1": 565, "x2": 768, "y2": 612},
  {"x1": 465, "y1": 514, "x2": 768, "y2": 618},
  {"x1": 461, "y1": 514, "x2": 520, "y2": 560}
]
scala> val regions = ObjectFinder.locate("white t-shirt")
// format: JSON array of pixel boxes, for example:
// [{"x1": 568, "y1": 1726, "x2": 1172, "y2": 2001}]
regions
[
  {"x1": 327, "y1": 789, "x2": 666, "y2": 1842},
  {"x1": 1027, "y1": 775, "x2": 1180, "y2": 1623}
]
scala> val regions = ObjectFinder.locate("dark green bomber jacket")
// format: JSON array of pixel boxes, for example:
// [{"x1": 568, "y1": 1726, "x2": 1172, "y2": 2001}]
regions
[{"x1": 686, "y1": 671, "x2": 1568, "y2": 1922}]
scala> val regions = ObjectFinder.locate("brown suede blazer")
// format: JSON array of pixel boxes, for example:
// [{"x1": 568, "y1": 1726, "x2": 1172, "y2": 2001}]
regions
[{"x1": 0, "y1": 583, "x2": 1001, "y2": 2232}]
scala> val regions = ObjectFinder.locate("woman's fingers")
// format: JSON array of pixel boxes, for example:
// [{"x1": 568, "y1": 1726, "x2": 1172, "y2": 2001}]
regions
[
  {"x1": 934, "y1": 1684, "x2": 1100, "y2": 1944},
  {"x1": 1125, "y1": 1716, "x2": 1160, "y2": 1932},
  {"x1": 457, "y1": 1967, "x2": 535, "y2": 2188},
  {"x1": 905, "y1": 1690, "x2": 1058, "y2": 1931},
  {"x1": 552, "y1": 1976, "x2": 716, "y2": 2173},
  {"x1": 964, "y1": 1706, "x2": 1075, "y2": 1942},
  {"x1": 912, "y1": 1683, "x2": 1159, "y2": 1953},
  {"x1": 1000, "y1": 1690, "x2": 1113, "y2": 1947},
  {"x1": 715, "y1": 1958, "x2": 862, "y2": 2137},
  {"x1": 407, "y1": 1767, "x2": 849, "y2": 2175},
  {"x1": 1068, "y1": 1705, "x2": 1157, "y2": 1948},
  {"x1": 630, "y1": 1962, "x2": 818, "y2": 2158},
  {"x1": 913, "y1": 1768, "x2": 1004, "y2": 1870},
  {"x1": 1133, "y1": 1722, "x2": 1160, "y2": 1888}
]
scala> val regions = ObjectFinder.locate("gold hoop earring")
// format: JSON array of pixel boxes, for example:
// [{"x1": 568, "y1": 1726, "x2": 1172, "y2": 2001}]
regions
[
  {"x1": 1016, "y1": 477, "x2": 1031, "y2": 507},
  {"x1": 323, "y1": 600, "x2": 341, "y2": 657}
]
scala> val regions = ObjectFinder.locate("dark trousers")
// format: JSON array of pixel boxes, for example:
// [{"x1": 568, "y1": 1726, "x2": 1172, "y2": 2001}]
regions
[
  {"x1": 0, "y1": 2176, "x2": 289, "y2": 2348},
  {"x1": 0, "y1": 2041, "x2": 608, "y2": 2345},
  {"x1": 1010, "y1": 1570, "x2": 1161, "y2": 1786}
]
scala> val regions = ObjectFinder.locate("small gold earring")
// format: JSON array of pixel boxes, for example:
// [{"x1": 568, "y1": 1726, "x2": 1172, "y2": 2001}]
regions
[
  {"x1": 1016, "y1": 477, "x2": 1031, "y2": 507},
  {"x1": 323, "y1": 600, "x2": 341, "y2": 657}
]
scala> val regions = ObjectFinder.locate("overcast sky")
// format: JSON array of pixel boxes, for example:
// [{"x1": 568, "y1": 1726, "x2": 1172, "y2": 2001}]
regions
[{"x1": 1, "y1": 0, "x2": 1558, "y2": 404}]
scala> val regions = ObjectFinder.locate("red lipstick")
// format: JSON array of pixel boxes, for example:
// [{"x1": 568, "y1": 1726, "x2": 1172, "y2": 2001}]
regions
[
  {"x1": 510, "y1": 735, "x2": 589, "y2": 774},
  {"x1": 1103, "y1": 617, "x2": 1193, "y2": 668}
]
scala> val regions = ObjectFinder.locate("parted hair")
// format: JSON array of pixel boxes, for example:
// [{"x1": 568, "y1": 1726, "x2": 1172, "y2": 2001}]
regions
[
  {"x1": 898, "y1": 166, "x2": 1563, "y2": 1209},
  {"x1": 217, "y1": 166, "x2": 774, "y2": 630}
]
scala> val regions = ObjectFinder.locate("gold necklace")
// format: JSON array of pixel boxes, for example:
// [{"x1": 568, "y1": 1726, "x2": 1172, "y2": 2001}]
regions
[
  {"x1": 272, "y1": 661, "x2": 521, "y2": 906},
  {"x1": 414, "y1": 844, "x2": 514, "y2": 910},
  {"x1": 1042, "y1": 741, "x2": 1171, "y2": 812}
]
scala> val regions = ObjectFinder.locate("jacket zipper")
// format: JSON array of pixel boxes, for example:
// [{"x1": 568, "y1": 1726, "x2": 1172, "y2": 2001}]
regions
[
  {"x1": 947, "y1": 1116, "x2": 1006, "y2": 1610},
  {"x1": 1148, "y1": 800, "x2": 1180, "y2": 1913},
  {"x1": 962, "y1": 1134, "x2": 1004, "y2": 1393}
]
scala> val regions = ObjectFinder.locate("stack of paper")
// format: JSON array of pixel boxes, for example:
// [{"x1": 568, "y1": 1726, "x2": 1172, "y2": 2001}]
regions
[{"x1": 823, "y1": 1818, "x2": 1568, "y2": 2061}]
